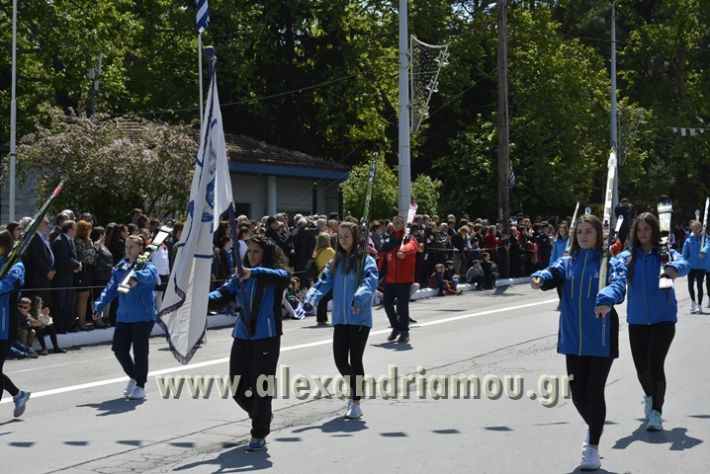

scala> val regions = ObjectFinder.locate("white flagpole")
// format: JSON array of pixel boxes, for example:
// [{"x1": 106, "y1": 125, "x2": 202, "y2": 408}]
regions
[
  {"x1": 198, "y1": 32, "x2": 204, "y2": 130},
  {"x1": 9, "y1": 0, "x2": 18, "y2": 221}
]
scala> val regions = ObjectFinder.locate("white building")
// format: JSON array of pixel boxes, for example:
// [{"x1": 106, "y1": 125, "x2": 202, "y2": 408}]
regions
[{"x1": 226, "y1": 134, "x2": 349, "y2": 219}]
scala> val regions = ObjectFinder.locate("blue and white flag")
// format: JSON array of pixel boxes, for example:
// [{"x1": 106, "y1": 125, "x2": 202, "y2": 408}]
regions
[
  {"x1": 195, "y1": 0, "x2": 209, "y2": 34},
  {"x1": 158, "y1": 58, "x2": 231, "y2": 364}
]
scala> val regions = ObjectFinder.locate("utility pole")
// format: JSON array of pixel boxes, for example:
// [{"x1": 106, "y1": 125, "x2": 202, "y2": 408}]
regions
[
  {"x1": 9, "y1": 0, "x2": 18, "y2": 221},
  {"x1": 398, "y1": 0, "x2": 411, "y2": 219},
  {"x1": 497, "y1": 0, "x2": 510, "y2": 233},
  {"x1": 610, "y1": 1, "x2": 619, "y2": 216}
]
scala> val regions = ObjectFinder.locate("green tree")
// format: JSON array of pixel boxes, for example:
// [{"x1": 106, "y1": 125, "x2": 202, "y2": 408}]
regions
[
  {"x1": 341, "y1": 154, "x2": 398, "y2": 221},
  {"x1": 412, "y1": 174, "x2": 443, "y2": 216},
  {"x1": 16, "y1": 108, "x2": 197, "y2": 223}
]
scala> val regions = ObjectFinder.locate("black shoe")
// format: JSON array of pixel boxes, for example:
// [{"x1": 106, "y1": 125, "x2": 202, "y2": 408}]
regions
[
  {"x1": 387, "y1": 329, "x2": 400, "y2": 342},
  {"x1": 51, "y1": 348, "x2": 67, "y2": 354},
  {"x1": 317, "y1": 321, "x2": 330, "y2": 327},
  {"x1": 397, "y1": 332, "x2": 410, "y2": 344},
  {"x1": 408, "y1": 317, "x2": 417, "y2": 323}
]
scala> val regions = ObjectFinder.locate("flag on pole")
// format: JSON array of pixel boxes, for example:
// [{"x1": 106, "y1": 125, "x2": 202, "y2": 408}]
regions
[
  {"x1": 195, "y1": 0, "x2": 209, "y2": 34},
  {"x1": 158, "y1": 48, "x2": 231, "y2": 364}
]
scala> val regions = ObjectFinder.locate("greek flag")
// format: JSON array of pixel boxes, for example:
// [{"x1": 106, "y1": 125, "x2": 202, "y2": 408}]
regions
[
  {"x1": 157, "y1": 54, "x2": 232, "y2": 364},
  {"x1": 195, "y1": 0, "x2": 209, "y2": 34},
  {"x1": 509, "y1": 165, "x2": 516, "y2": 187}
]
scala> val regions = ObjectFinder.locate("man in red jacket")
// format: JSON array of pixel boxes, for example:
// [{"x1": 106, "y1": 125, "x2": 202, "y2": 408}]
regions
[{"x1": 379, "y1": 216, "x2": 419, "y2": 344}]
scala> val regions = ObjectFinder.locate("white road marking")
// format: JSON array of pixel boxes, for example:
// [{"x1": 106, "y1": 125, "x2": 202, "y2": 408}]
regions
[{"x1": 0, "y1": 298, "x2": 557, "y2": 403}]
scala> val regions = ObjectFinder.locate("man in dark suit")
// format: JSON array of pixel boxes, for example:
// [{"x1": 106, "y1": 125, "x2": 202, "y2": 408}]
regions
[
  {"x1": 51, "y1": 220, "x2": 81, "y2": 333},
  {"x1": 22, "y1": 217, "x2": 56, "y2": 308}
]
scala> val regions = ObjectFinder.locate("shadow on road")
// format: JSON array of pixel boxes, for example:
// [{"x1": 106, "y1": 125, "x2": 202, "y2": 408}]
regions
[
  {"x1": 77, "y1": 397, "x2": 146, "y2": 416},
  {"x1": 173, "y1": 445, "x2": 273, "y2": 472},
  {"x1": 566, "y1": 467, "x2": 621, "y2": 474},
  {"x1": 371, "y1": 342, "x2": 413, "y2": 351},
  {"x1": 612, "y1": 422, "x2": 703, "y2": 451},
  {"x1": 291, "y1": 415, "x2": 368, "y2": 435},
  {"x1": 0, "y1": 419, "x2": 21, "y2": 428}
]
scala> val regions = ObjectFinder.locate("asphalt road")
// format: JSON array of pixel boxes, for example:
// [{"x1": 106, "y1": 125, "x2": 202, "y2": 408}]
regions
[{"x1": 2, "y1": 279, "x2": 708, "y2": 473}]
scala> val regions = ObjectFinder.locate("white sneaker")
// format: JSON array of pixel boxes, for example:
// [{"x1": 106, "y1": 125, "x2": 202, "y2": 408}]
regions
[
  {"x1": 126, "y1": 385, "x2": 145, "y2": 400},
  {"x1": 646, "y1": 410, "x2": 663, "y2": 431},
  {"x1": 345, "y1": 401, "x2": 363, "y2": 419},
  {"x1": 581, "y1": 430, "x2": 590, "y2": 455},
  {"x1": 690, "y1": 302, "x2": 698, "y2": 314},
  {"x1": 580, "y1": 447, "x2": 601, "y2": 471},
  {"x1": 123, "y1": 378, "x2": 137, "y2": 396},
  {"x1": 643, "y1": 396, "x2": 653, "y2": 419}
]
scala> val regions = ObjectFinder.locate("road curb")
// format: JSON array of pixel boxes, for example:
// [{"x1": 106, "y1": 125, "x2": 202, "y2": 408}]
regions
[{"x1": 41, "y1": 276, "x2": 532, "y2": 350}]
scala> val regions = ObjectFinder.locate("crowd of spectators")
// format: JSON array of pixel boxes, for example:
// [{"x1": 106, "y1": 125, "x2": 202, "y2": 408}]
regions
[{"x1": 3, "y1": 198, "x2": 700, "y2": 358}]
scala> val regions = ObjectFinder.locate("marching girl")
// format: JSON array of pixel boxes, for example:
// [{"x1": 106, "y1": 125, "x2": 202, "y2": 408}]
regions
[
  {"x1": 208, "y1": 235, "x2": 290, "y2": 452},
  {"x1": 700, "y1": 230, "x2": 710, "y2": 310},
  {"x1": 93, "y1": 235, "x2": 159, "y2": 400},
  {"x1": 0, "y1": 230, "x2": 31, "y2": 417},
  {"x1": 305, "y1": 222, "x2": 378, "y2": 419},
  {"x1": 531, "y1": 215, "x2": 626, "y2": 471},
  {"x1": 611, "y1": 212, "x2": 689, "y2": 432},
  {"x1": 682, "y1": 221, "x2": 705, "y2": 314}
]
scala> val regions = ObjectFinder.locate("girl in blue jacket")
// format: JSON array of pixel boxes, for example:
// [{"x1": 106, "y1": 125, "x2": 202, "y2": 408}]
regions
[
  {"x1": 0, "y1": 230, "x2": 31, "y2": 417},
  {"x1": 209, "y1": 235, "x2": 289, "y2": 452},
  {"x1": 305, "y1": 221, "x2": 378, "y2": 420},
  {"x1": 611, "y1": 212, "x2": 689, "y2": 432},
  {"x1": 701, "y1": 235, "x2": 710, "y2": 310},
  {"x1": 682, "y1": 221, "x2": 705, "y2": 314},
  {"x1": 531, "y1": 215, "x2": 626, "y2": 471},
  {"x1": 93, "y1": 235, "x2": 159, "y2": 400}
]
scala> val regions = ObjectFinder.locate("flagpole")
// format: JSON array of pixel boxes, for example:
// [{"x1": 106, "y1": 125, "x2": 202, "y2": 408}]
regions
[
  {"x1": 9, "y1": 0, "x2": 18, "y2": 221},
  {"x1": 198, "y1": 32, "x2": 204, "y2": 130}
]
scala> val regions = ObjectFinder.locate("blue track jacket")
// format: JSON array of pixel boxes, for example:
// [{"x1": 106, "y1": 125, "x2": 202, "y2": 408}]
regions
[
  {"x1": 612, "y1": 248, "x2": 689, "y2": 325},
  {"x1": 682, "y1": 234, "x2": 706, "y2": 270},
  {"x1": 209, "y1": 267, "x2": 289, "y2": 340},
  {"x1": 305, "y1": 254, "x2": 378, "y2": 328},
  {"x1": 94, "y1": 259, "x2": 159, "y2": 323},
  {"x1": 0, "y1": 257, "x2": 24, "y2": 341},
  {"x1": 531, "y1": 248, "x2": 626, "y2": 357}
]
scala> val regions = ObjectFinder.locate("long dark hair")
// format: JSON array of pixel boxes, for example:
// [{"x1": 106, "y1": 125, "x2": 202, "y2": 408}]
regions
[
  {"x1": 626, "y1": 212, "x2": 661, "y2": 282},
  {"x1": 570, "y1": 214, "x2": 603, "y2": 255},
  {"x1": 332, "y1": 221, "x2": 361, "y2": 276},
  {"x1": 243, "y1": 235, "x2": 287, "y2": 269},
  {"x1": 0, "y1": 230, "x2": 14, "y2": 256}
]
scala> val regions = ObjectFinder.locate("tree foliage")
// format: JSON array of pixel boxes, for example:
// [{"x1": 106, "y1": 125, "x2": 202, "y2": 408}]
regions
[
  {"x1": 16, "y1": 108, "x2": 197, "y2": 223},
  {"x1": 341, "y1": 154, "x2": 398, "y2": 221},
  {"x1": 412, "y1": 174, "x2": 443, "y2": 217},
  {"x1": 2, "y1": 1, "x2": 710, "y2": 221}
]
